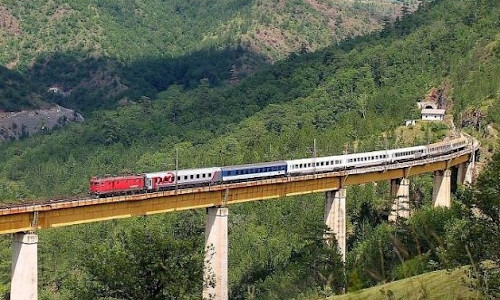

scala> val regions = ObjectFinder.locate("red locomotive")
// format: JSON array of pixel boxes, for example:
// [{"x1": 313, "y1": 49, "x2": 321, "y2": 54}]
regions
[{"x1": 90, "y1": 175, "x2": 145, "y2": 195}]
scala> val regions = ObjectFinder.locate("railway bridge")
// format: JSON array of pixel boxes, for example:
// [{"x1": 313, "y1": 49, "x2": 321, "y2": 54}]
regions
[{"x1": 0, "y1": 135, "x2": 479, "y2": 300}]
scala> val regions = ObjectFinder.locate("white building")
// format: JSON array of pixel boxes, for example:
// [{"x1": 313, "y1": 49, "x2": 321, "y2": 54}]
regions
[
  {"x1": 421, "y1": 108, "x2": 445, "y2": 121},
  {"x1": 405, "y1": 120, "x2": 416, "y2": 126}
]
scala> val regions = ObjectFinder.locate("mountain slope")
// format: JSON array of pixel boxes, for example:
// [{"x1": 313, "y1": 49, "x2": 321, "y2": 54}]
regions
[
  {"x1": 0, "y1": 0, "x2": 415, "y2": 112},
  {"x1": 0, "y1": 0, "x2": 414, "y2": 67},
  {"x1": 0, "y1": 0, "x2": 498, "y2": 299}
]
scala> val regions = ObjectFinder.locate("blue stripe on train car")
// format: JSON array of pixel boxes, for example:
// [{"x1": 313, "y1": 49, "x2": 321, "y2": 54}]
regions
[{"x1": 222, "y1": 165, "x2": 287, "y2": 177}]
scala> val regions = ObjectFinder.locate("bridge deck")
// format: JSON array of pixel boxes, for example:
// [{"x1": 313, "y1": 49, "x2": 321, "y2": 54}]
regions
[{"x1": 0, "y1": 149, "x2": 473, "y2": 234}]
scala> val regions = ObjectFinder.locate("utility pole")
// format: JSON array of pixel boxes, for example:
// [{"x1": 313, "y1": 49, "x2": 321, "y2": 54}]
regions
[
  {"x1": 313, "y1": 138, "x2": 317, "y2": 158},
  {"x1": 175, "y1": 148, "x2": 179, "y2": 192}
]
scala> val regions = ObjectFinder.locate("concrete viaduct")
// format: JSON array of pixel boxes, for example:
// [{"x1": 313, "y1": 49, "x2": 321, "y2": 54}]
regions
[{"x1": 0, "y1": 136, "x2": 479, "y2": 299}]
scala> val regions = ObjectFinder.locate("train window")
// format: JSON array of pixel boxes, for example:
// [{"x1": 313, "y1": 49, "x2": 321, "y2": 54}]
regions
[
  {"x1": 196, "y1": 174, "x2": 200, "y2": 179},
  {"x1": 177, "y1": 176, "x2": 181, "y2": 181},
  {"x1": 184, "y1": 176, "x2": 188, "y2": 180},
  {"x1": 208, "y1": 173, "x2": 212, "y2": 177},
  {"x1": 190, "y1": 175, "x2": 194, "y2": 179}
]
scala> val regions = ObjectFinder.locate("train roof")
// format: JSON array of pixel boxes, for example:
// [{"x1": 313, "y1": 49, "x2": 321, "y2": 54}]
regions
[{"x1": 286, "y1": 155, "x2": 342, "y2": 164}]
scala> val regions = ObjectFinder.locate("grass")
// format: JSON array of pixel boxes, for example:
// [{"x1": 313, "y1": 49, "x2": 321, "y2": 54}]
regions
[{"x1": 327, "y1": 268, "x2": 482, "y2": 300}]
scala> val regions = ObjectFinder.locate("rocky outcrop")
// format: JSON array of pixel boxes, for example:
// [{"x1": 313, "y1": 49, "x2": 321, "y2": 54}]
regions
[{"x1": 0, "y1": 105, "x2": 84, "y2": 142}]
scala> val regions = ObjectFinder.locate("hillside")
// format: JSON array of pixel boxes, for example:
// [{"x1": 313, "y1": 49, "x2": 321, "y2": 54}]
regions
[
  {"x1": 0, "y1": 0, "x2": 499, "y2": 299},
  {"x1": 0, "y1": 0, "x2": 414, "y2": 66},
  {"x1": 0, "y1": 0, "x2": 415, "y2": 112},
  {"x1": 327, "y1": 268, "x2": 481, "y2": 300}
]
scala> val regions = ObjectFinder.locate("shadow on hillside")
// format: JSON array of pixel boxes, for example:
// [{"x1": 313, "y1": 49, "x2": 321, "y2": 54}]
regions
[{"x1": 23, "y1": 46, "x2": 269, "y2": 115}]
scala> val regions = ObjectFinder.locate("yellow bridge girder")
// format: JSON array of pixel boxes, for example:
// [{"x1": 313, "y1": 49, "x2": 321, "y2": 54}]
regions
[{"x1": 0, "y1": 153, "x2": 471, "y2": 235}]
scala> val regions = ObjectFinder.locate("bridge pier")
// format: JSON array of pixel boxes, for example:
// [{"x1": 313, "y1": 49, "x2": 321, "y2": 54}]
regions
[
  {"x1": 203, "y1": 207, "x2": 228, "y2": 300},
  {"x1": 389, "y1": 178, "x2": 410, "y2": 222},
  {"x1": 324, "y1": 189, "x2": 346, "y2": 262},
  {"x1": 456, "y1": 162, "x2": 473, "y2": 185},
  {"x1": 11, "y1": 233, "x2": 38, "y2": 300},
  {"x1": 433, "y1": 170, "x2": 451, "y2": 207}
]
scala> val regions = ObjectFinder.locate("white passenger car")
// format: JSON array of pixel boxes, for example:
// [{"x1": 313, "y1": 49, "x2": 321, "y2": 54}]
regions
[
  {"x1": 286, "y1": 155, "x2": 343, "y2": 175},
  {"x1": 343, "y1": 150, "x2": 390, "y2": 169},
  {"x1": 144, "y1": 167, "x2": 221, "y2": 190}
]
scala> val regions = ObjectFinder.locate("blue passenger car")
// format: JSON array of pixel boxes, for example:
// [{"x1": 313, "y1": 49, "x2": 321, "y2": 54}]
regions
[{"x1": 221, "y1": 161, "x2": 287, "y2": 182}]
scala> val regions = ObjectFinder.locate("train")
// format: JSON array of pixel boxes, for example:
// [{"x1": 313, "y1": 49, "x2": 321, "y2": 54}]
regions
[{"x1": 90, "y1": 135, "x2": 470, "y2": 196}]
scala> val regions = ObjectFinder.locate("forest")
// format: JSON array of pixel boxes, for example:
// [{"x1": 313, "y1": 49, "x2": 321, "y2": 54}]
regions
[{"x1": 0, "y1": 0, "x2": 499, "y2": 299}]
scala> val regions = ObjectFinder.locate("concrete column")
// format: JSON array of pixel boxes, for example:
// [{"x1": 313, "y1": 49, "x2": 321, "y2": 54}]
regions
[
  {"x1": 11, "y1": 233, "x2": 38, "y2": 300},
  {"x1": 389, "y1": 178, "x2": 410, "y2": 222},
  {"x1": 433, "y1": 170, "x2": 451, "y2": 207},
  {"x1": 324, "y1": 189, "x2": 346, "y2": 262},
  {"x1": 457, "y1": 162, "x2": 474, "y2": 185},
  {"x1": 203, "y1": 207, "x2": 228, "y2": 300},
  {"x1": 456, "y1": 163, "x2": 466, "y2": 185}
]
